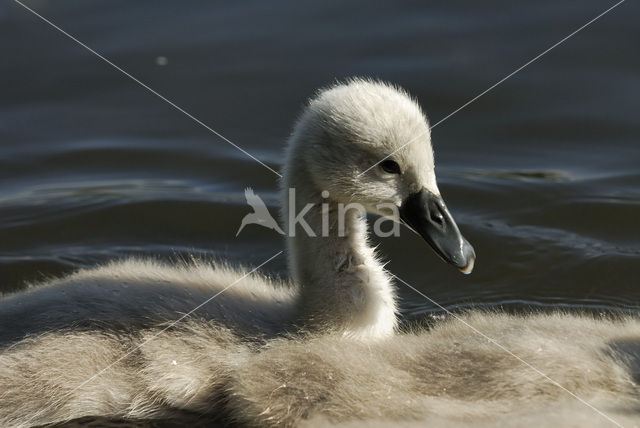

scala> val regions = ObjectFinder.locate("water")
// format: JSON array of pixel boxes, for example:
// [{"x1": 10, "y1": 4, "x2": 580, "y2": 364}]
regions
[{"x1": 1, "y1": 1, "x2": 639, "y2": 323}]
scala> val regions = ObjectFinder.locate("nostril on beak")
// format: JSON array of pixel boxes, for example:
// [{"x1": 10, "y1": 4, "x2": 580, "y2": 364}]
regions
[
  {"x1": 429, "y1": 203, "x2": 445, "y2": 227},
  {"x1": 430, "y1": 211, "x2": 444, "y2": 226}
]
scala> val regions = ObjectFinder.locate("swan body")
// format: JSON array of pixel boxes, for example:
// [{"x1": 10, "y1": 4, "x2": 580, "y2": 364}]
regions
[
  {"x1": 231, "y1": 312, "x2": 640, "y2": 427},
  {"x1": 2, "y1": 309, "x2": 639, "y2": 427},
  {"x1": 0, "y1": 259, "x2": 294, "y2": 345},
  {"x1": 1, "y1": 79, "x2": 638, "y2": 427}
]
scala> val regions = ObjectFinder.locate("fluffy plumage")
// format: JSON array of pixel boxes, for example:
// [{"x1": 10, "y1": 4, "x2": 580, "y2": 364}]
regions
[
  {"x1": 2, "y1": 311, "x2": 639, "y2": 427},
  {"x1": 230, "y1": 312, "x2": 640, "y2": 427},
  {"x1": 1, "y1": 79, "x2": 638, "y2": 427}
]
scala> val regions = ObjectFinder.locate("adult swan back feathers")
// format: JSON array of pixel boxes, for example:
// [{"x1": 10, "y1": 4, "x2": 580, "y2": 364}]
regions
[{"x1": 1, "y1": 80, "x2": 639, "y2": 427}]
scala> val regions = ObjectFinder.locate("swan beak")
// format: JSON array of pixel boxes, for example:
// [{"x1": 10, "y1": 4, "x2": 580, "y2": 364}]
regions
[{"x1": 400, "y1": 189, "x2": 476, "y2": 274}]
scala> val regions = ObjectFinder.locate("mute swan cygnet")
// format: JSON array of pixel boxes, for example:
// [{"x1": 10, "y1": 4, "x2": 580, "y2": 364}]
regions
[{"x1": 1, "y1": 79, "x2": 639, "y2": 428}]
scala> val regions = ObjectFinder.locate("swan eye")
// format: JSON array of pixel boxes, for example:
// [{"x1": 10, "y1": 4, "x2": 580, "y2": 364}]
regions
[{"x1": 379, "y1": 159, "x2": 401, "y2": 175}]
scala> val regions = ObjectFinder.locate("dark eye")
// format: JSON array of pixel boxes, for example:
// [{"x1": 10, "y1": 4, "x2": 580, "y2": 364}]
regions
[{"x1": 379, "y1": 159, "x2": 401, "y2": 175}]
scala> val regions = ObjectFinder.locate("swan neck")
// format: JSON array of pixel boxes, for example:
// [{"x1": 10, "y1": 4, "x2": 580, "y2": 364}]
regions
[{"x1": 281, "y1": 160, "x2": 397, "y2": 339}]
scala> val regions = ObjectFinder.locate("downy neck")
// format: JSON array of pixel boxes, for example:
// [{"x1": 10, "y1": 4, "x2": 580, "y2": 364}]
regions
[{"x1": 281, "y1": 162, "x2": 397, "y2": 339}]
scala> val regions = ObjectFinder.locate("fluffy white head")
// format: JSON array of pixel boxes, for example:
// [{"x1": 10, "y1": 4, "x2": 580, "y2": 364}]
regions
[{"x1": 286, "y1": 79, "x2": 438, "y2": 211}]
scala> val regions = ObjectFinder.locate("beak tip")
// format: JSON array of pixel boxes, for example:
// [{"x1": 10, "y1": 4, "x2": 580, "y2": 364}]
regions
[
  {"x1": 459, "y1": 259, "x2": 474, "y2": 275},
  {"x1": 458, "y1": 244, "x2": 476, "y2": 275}
]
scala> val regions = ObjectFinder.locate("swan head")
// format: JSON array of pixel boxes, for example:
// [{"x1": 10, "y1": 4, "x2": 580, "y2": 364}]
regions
[{"x1": 286, "y1": 78, "x2": 475, "y2": 274}]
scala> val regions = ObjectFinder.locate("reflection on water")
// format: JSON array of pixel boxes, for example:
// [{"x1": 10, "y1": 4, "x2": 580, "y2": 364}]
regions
[{"x1": 1, "y1": 2, "x2": 639, "y2": 318}]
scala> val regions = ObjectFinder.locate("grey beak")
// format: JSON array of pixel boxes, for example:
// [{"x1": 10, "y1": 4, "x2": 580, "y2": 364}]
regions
[{"x1": 400, "y1": 188, "x2": 475, "y2": 274}]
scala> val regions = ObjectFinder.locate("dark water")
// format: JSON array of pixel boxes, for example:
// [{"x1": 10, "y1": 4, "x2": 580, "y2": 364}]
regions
[{"x1": 1, "y1": 0, "x2": 639, "y2": 323}]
